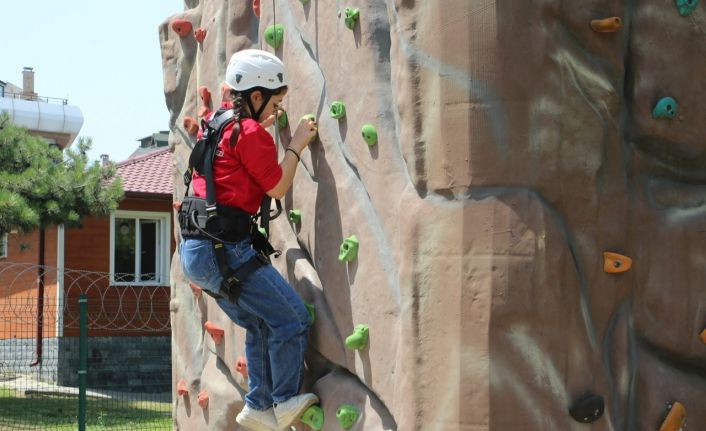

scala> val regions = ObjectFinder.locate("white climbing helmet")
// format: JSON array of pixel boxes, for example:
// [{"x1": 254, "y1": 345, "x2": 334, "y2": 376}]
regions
[{"x1": 225, "y1": 49, "x2": 289, "y2": 91}]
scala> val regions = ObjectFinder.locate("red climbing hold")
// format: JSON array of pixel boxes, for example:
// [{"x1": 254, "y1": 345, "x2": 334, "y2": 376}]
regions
[
  {"x1": 177, "y1": 379, "x2": 188, "y2": 396},
  {"x1": 183, "y1": 117, "x2": 199, "y2": 136},
  {"x1": 221, "y1": 83, "x2": 233, "y2": 101},
  {"x1": 171, "y1": 19, "x2": 193, "y2": 37},
  {"x1": 204, "y1": 321, "x2": 225, "y2": 344},
  {"x1": 173, "y1": 201, "x2": 182, "y2": 211},
  {"x1": 194, "y1": 28, "x2": 207, "y2": 43},
  {"x1": 603, "y1": 252, "x2": 632, "y2": 273},
  {"x1": 253, "y1": 0, "x2": 261, "y2": 17},
  {"x1": 660, "y1": 401, "x2": 686, "y2": 431},
  {"x1": 198, "y1": 86, "x2": 212, "y2": 118},
  {"x1": 189, "y1": 282, "x2": 203, "y2": 298},
  {"x1": 590, "y1": 17, "x2": 623, "y2": 32},
  {"x1": 198, "y1": 390, "x2": 209, "y2": 409},
  {"x1": 236, "y1": 356, "x2": 248, "y2": 377}
]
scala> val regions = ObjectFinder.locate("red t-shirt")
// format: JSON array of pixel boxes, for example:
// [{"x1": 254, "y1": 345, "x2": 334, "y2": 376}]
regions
[{"x1": 191, "y1": 110, "x2": 282, "y2": 214}]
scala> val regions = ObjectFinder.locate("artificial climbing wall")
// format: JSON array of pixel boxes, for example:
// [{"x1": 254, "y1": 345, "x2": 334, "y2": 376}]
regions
[{"x1": 161, "y1": 1, "x2": 705, "y2": 430}]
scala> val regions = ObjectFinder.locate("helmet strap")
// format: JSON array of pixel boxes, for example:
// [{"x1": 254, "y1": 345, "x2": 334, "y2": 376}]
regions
[{"x1": 245, "y1": 89, "x2": 273, "y2": 123}]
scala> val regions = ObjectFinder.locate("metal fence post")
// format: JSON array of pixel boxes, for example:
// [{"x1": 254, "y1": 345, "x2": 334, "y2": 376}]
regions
[{"x1": 78, "y1": 294, "x2": 88, "y2": 431}]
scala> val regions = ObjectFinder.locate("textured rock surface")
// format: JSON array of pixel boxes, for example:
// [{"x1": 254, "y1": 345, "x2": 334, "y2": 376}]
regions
[{"x1": 162, "y1": 1, "x2": 705, "y2": 430}]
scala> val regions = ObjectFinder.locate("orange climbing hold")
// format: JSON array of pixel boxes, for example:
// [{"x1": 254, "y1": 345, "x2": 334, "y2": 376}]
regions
[
  {"x1": 590, "y1": 17, "x2": 623, "y2": 32},
  {"x1": 177, "y1": 379, "x2": 188, "y2": 396},
  {"x1": 183, "y1": 117, "x2": 199, "y2": 136},
  {"x1": 253, "y1": 0, "x2": 261, "y2": 17},
  {"x1": 198, "y1": 390, "x2": 209, "y2": 408},
  {"x1": 700, "y1": 328, "x2": 706, "y2": 344},
  {"x1": 189, "y1": 282, "x2": 203, "y2": 298},
  {"x1": 603, "y1": 252, "x2": 632, "y2": 273},
  {"x1": 194, "y1": 28, "x2": 207, "y2": 43},
  {"x1": 660, "y1": 402, "x2": 686, "y2": 431},
  {"x1": 204, "y1": 321, "x2": 225, "y2": 344},
  {"x1": 236, "y1": 356, "x2": 248, "y2": 377},
  {"x1": 171, "y1": 19, "x2": 193, "y2": 37}
]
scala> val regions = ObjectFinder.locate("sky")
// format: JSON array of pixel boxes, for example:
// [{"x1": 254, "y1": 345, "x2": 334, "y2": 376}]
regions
[{"x1": 0, "y1": 0, "x2": 183, "y2": 163}]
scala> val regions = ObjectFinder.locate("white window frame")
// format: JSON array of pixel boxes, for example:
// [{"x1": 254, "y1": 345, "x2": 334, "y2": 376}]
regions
[
  {"x1": 109, "y1": 210, "x2": 171, "y2": 286},
  {"x1": 0, "y1": 233, "x2": 7, "y2": 258}
]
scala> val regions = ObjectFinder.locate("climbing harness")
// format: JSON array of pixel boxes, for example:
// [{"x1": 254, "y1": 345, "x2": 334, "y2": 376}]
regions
[{"x1": 180, "y1": 107, "x2": 282, "y2": 304}]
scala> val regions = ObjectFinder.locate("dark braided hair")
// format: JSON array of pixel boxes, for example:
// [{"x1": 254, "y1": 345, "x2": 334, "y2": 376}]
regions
[{"x1": 229, "y1": 90, "x2": 247, "y2": 147}]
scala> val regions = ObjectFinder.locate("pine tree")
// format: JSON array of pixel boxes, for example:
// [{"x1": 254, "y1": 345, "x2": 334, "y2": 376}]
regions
[{"x1": 0, "y1": 113, "x2": 124, "y2": 234}]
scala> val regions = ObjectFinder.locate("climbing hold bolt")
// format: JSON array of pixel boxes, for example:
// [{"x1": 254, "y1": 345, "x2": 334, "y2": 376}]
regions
[
  {"x1": 183, "y1": 117, "x2": 199, "y2": 136},
  {"x1": 345, "y1": 324, "x2": 369, "y2": 350},
  {"x1": 603, "y1": 252, "x2": 632, "y2": 273},
  {"x1": 330, "y1": 101, "x2": 347, "y2": 119},
  {"x1": 304, "y1": 301, "x2": 316, "y2": 325},
  {"x1": 277, "y1": 109, "x2": 289, "y2": 129},
  {"x1": 660, "y1": 401, "x2": 686, "y2": 431},
  {"x1": 177, "y1": 379, "x2": 189, "y2": 396},
  {"x1": 171, "y1": 19, "x2": 193, "y2": 37},
  {"x1": 700, "y1": 328, "x2": 706, "y2": 344},
  {"x1": 253, "y1": 0, "x2": 261, "y2": 17},
  {"x1": 569, "y1": 393, "x2": 604, "y2": 423},
  {"x1": 204, "y1": 321, "x2": 225, "y2": 345},
  {"x1": 300, "y1": 405, "x2": 324, "y2": 430},
  {"x1": 652, "y1": 97, "x2": 678, "y2": 119},
  {"x1": 189, "y1": 282, "x2": 203, "y2": 298},
  {"x1": 235, "y1": 356, "x2": 248, "y2": 377},
  {"x1": 194, "y1": 28, "x2": 207, "y2": 43},
  {"x1": 198, "y1": 390, "x2": 209, "y2": 409},
  {"x1": 590, "y1": 17, "x2": 623, "y2": 32},
  {"x1": 344, "y1": 8, "x2": 360, "y2": 30},
  {"x1": 264, "y1": 24, "x2": 285, "y2": 49},
  {"x1": 675, "y1": 0, "x2": 700, "y2": 17},
  {"x1": 289, "y1": 209, "x2": 302, "y2": 224},
  {"x1": 339, "y1": 235, "x2": 359, "y2": 262},
  {"x1": 362, "y1": 124, "x2": 378, "y2": 146},
  {"x1": 336, "y1": 404, "x2": 360, "y2": 429}
]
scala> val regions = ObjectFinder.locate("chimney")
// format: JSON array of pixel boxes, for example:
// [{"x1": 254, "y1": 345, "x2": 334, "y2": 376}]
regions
[
  {"x1": 22, "y1": 67, "x2": 36, "y2": 99},
  {"x1": 100, "y1": 154, "x2": 110, "y2": 167}
]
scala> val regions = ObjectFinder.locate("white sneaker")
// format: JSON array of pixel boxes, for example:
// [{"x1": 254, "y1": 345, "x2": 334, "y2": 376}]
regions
[
  {"x1": 236, "y1": 405, "x2": 280, "y2": 431},
  {"x1": 273, "y1": 393, "x2": 319, "y2": 429}
]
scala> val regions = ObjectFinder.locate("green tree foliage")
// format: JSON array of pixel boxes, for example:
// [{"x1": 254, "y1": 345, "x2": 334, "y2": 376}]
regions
[{"x1": 0, "y1": 113, "x2": 124, "y2": 234}]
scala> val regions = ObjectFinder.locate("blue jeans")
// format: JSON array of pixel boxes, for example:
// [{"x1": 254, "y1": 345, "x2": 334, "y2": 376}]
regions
[{"x1": 180, "y1": 238, "x2": 310, "y2": 410}]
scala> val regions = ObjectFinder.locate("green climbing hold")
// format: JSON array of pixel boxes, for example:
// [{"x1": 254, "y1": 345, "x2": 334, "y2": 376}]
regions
[
  {"x1": 361, "y1": 124, "x2": 378, "y2": 146},
  {"x1": 344, "y1": 7, "x2": 360, "y2": 30},
  {"x1": 277, "y1": 110, "x2": 288, "y2": 129},
  {"x1": 304, "y1": 301, "x2": 316, "y2": 325},
  {"x1": 345, "y1": 324, "x2": 369, "y2": 350},
  {"x1": 288, "y1": 209, "x2": 302, "y2": 224},
  {"x1": 329, "y1": 101, "x2": 346, "y2": 119},
  {"x1": 264, "y1": 24, "x2": 284, "y2": 49},
  {"x1": 258, "y1": 226, "x2": 268, "y2": 237},
  {"x1": 338, "y1": 235, "x2": 359, "y2": 262},
  {"x1": 336, "y1": 404, "x2": 360, "y2": 429},
  {"x1": 300, "y1": 0, "x2": 311, "y2": 4},
  {"x1": 300, "y1": 405, "x2": 324, "y2": 430},
  {"x1": 652, "y1": 97, "x2": 678, "y2": 119},
  {"x1": 675, "y1": 0, "x2": 700, "y2": 16}
]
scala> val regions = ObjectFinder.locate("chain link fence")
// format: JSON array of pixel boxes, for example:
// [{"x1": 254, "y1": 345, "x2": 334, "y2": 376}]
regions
[{"x1": 0, "y1": 262, "x2": 172, "y2": 430}]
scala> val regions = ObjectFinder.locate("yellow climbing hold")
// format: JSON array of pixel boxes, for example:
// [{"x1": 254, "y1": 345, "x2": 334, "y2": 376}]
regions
[
  {"x1": 603, "y1": 252, "x2": 632, "y2": 273},
  {"x1": 659, "y1": 401, "x2": 686, "y2": 431}
]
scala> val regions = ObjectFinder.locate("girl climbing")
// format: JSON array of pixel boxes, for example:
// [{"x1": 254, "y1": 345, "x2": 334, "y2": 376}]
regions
[{"x1": 180, "y1": 49, "x2": 319, "y2": 431}]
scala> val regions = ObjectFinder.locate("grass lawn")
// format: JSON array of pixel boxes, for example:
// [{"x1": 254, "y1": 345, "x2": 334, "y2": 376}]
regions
[{"x1": 0, "y1": 388, "x2": 171, "y2": 430}]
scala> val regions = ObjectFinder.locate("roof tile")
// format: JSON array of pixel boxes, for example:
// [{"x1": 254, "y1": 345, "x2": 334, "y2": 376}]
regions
[{"x1": 116, "y1": 148, "x2": 173, "y2": 195}]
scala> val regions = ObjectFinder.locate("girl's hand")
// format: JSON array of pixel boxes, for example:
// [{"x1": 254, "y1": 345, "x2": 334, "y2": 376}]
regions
[
  {"x1": 291, "y1": 117, "x2": 318, "y2": 152},
  {"x1": 260, "y1": 109, "x2": 280, "y2": 128}
]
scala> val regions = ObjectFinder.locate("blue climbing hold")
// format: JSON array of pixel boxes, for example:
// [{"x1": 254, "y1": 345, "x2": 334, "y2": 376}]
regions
[
  {"x1": 675, "y1": 0, "x2": 700, "y2": 16},
  {"x1": 652, "y1": 97, "x2": 678, "y2": 119}
]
